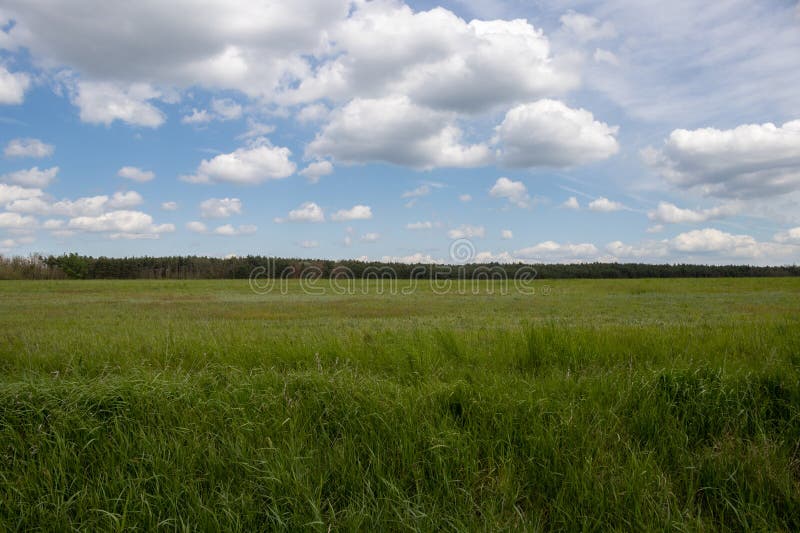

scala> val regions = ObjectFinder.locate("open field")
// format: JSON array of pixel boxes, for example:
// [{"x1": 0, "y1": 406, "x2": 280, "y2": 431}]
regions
[{"x1": 1, "y1": 278, "x2": 799, "y2": 530}]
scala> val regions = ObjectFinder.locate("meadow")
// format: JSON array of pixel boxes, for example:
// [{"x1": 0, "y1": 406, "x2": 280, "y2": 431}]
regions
[{"x1": 1, "y1": 277, "x2": 799, "y2": 530}]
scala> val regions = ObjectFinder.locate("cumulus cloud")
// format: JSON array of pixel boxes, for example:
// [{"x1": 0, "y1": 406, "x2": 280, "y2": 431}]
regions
[
  {"x1": 161, "y1": 201, "x2": 178, "y2": 211},
  {"x1": 774, "y1": 227, "x2": 800, "y2": 243},
  {"x1": 4, "y1": 138, "x2": 54, "y2": 158},
  {"x1": 489, "y1": 177, "x2": 529, "y2": 208},
  {"x1": 118, "y1": 166, "x2": 155, "y2": 182},
  {"x1": 0, "y1": 66, "x2": 30, "y2": 104},
  {"x1": 459, "y1": 194, "x2": 472, "y2": 202},
  {"x1": 647, "y1": 201, "x2": 740, "y2": 224},
  {"x1": 360, "y1": 232, "x2": 380, "y2": 242},
  {"x1": 331, "y1": 204, "x2": 372, "y2": 222},
  {"x1": 67, "y1": 210, "x2": 174, "y2": 238},
  {"x1": 562, "y1": 196, "x2": 580, "y2": 209},
  {"x1": 5, "y1": 190, "x2": 142, "y2": 217},
  {"x1": 182, "y1": 98, "x2": 243, "y2": 124},
  {"x1": 493, "y1": 100, "x2": 619, "y2": 168},
  {"x1": 501, "y1": 229, "x2": 513, "y2": 239},
  {"x1": 560, "y1": 11, "x2": 616, "y2": 42},
  {"x1": 1, "y1": 167, "x2": 58, "y2": 187},
  {"x1": 0, "y1": 212, "x2": 37, "y2": 229},
  {"x1": 401, "y1": 184, "x2": 432, "y2": 199},
  {"x1": 381, "y1": 252, "x2": 442, "y2": 264},
  {"x1": 0, "y1": 183, "x2": 44, "y2": 204},
  {"x1": 669, "y1": 228, "x2": 795, "y2": 259},
  {"x1": 72, "y1": 81, "x2": 165, "y2": 127},
  {"x1": 3, "y1": 0, "x2": 350, "y2": 101},
  {"x1": 186, "y1": 221, "x2": 207, "y2": 233},
  {"x1": 181, "y1": 109, "x2": 212, "y2": 124},
  {"x1": 200, "y1": 197, "x2": 242, "y2": 219},
  {"x1": 306, "y1": 95, "x2": 491, "y2": 170},
  {"x1": 588, "y1": 197, "x2": 625, "y2": 212},
  {"x1": 275, "y1": 201, "x2": 325, "y2": 223},
  {"x1": 213, "y1": 223, "x2": 257, "y2": 236},
  {"x1": 285, "y1": 3, "x2": 576, "y2": 112},
  {"x1": 644, "y1": 120, "x2": 800, "y2": 198},
  {"x1": 182, "y1": 138, "x2": 295, "y2": 184},
  {"x1": 407, "y1": 221, "x2": 433, "y2": 230},
  {"x1": 515, "y1": 241, "x2": 599, "y2": 262},
  {"x1": 299, "y1": 160, "x2": 333, "y2": 183},
  {"x1": 448, "y1": 224, "x2": 485, "y2": 239}
]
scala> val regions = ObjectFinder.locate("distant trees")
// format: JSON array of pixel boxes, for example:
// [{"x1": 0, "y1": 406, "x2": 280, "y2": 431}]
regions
[{"x1": 0, "y1": 253, "x2": 797, "y2": 280}]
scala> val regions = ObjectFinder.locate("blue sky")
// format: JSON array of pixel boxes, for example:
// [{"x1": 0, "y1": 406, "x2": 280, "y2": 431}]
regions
[{"x1": 1, "y1": 0, "x2": 800, "y2": 264}]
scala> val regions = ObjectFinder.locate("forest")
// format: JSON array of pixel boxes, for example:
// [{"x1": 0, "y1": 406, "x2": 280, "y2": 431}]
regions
[{"x1": 1, "y1": 253, "x2": 799, "y2": 280}]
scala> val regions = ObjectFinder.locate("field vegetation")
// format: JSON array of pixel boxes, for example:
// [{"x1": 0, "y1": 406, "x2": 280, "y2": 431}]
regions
[{"x1": 1, "y1": 278, "x2": 799, "y2": 530}]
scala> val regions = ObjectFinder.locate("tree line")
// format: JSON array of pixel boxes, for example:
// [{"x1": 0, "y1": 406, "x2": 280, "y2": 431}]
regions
[{"x1": 1, "y1": 253, "x2": 798, "y2": 280}]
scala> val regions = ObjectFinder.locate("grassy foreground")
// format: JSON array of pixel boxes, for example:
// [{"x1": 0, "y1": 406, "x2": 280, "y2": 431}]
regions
[{"x1": 1, "y1": 278, "x2": 799, "y2": 530}]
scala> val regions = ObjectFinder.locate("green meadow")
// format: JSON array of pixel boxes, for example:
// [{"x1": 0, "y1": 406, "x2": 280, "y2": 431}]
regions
[{"x1": 1, "y1": 278, "x2": 799, "y2": 530}]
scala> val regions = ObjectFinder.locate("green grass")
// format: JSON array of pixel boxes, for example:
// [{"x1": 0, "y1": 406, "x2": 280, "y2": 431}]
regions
[{"x1": 1, "y1": 278, "x2": 799, "y2": 530}]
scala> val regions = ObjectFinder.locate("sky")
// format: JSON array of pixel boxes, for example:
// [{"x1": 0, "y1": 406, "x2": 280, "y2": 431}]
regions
[{"x1": 1, "y1": 0, "x2": 800, "y2": 265}]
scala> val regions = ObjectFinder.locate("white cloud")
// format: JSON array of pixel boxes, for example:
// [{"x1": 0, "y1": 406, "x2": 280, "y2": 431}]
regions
[
  {"x1": 118, "y1": 166, "x2": 155, "y2": 182},
  {"x1": 275, "y1": 201, "x2": 325, "y2": 223},
  {"x1": 774, "y1": 227, "x2": 800, "y2": 244},
  {"x1": 604, "y1": 240, "x2": 668, "y2": 260},
  {"x1": 331, "y1": 204, "x2": 372, "y2": 222},
  {"x1": 108, "y1": 191, "x2": 143, "y2": 209},
  {"x1": 237, "y1": 120, "x2": 275, "y2": 139},
  {"x1": 5, "y1": 190, "x2": 142, "y2": 217},
  {"x1": 4, "y1": 0, "x2": 350, "y2": 102},
  {"x1": 646, "y1": 224, "x2": 665, "y2": 234},
  {"x1": 186, "y1": 221, "x2": 207, "y2": 233},
  {"x1": 299, "y1": 240, "x2": 319, "y2": 248},
  {"x1": 200, "y1": 197, "x2": 242, "y2": 219},
  {"x1": 588, "y1": 197, "x2": 625, "y2": 212},
  {"x1": 0, "y1": 183, "x2": 44, "y2": 204},
  {"x1": 593, "y1": 48, "x2": 620, "y2": 66},
  {"x1": 0, "y1": 212, "x2": 37, "y2": 229},
  {"x1": 182, "y1": 98, "x2": 243, "y2": 124},
  {"x1": 1, "y1": 166, "x2": 58, "y2": 187},
  {"x1": 562, "y1": 196, "x2": 580, "y2": 209},
  {"x1": 213, "y1": 224, "x2": 257, "y2": 236},
  {"x1": 67, "y1": 210, "x2": 174, "y2": 238},
  {"x1": 161, "y1": 201, "x2": 178, "y2": 211},
  {"x1": 448, "y1": 224, "x2": 485, "y2": 239},
  {"x1": 299, "y1": 160, "x2": 333, "y2": 183},
  {"x1": 644, "y1": 120, "x2": 800, "y2": 198},
  {"x1": 42, "y1": 219, "x2": 64, "y2": 230},
  {"x1": 501, "y1": 229, "x2": 513, "y2": 240},
  {"x1": 182, "y1": 138, "x2": 295, "y2": 184},
  {"x1": 306, "y1": 95, "x2": 491, "y2": 170},
  {"x1": 407, "y1": 221, "x2": 433, "y2": 230},
  {"x1": 494, "y1": 100, "x2": 619, "y2": 168},
  {"x1": 286, "y1": 4, "x2": 576, "y2": 113},
  {"x1": 210, "y1": 98, "x2": 242, "y2": 120},
  {"x1": 0, "y1": 65, "x2": 30, "y2": 104},
  {"x1": 72, "y1": 81, "x2": 165, "y2": 127},
  {"x1": 4, "y1": 138, "x2": 54, "y2": 158},
  {"x1": 296, "y1": 103, "x2": 329, "y2": 123},
  {"x1": 381, "y1": 252, "x2": 442, "y2": 264},
  {"x1": 401, "y1": 184, "x2": 432, "y2": 199},
  {"x1": 181, "y1": 108, "x2": 212, "y2": 124},
  {"x1": 669, "y1": 228, "x2": 795, "y2": 259},
  {"x1": 489, "y1": 177, "x2": 529, "y2": 208},
  {"x1": 458, "y1": 194, "x2": 472, "y2": 202},
  {"x1": 560, "y1": 11, "x2": 616, "y2": 42},
  {"x1": 515, "y1": 241, "x2": 599, "y2": 262},
  {"x1": 647, "y1": 201, "x2": 740, "y2": 224},
  {"x1": 360, "y1": 232, "x2": 380, "y2": 242}
]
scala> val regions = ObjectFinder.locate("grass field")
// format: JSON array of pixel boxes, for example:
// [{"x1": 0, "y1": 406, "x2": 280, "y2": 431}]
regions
[{"x1": 1, "y1": 278, "x2": 799, "y2": 530}]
